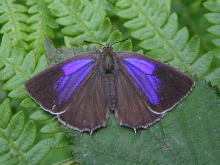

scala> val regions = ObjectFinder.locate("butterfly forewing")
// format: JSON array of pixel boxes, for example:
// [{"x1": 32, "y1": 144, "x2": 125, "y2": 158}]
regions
[
  {"x1": 58, "y1": 69, "x2": 108, "y2": 132},
  {"x1": 117, "y1": 52, "x2": 195, "y2": 114},
  {"x1": 24, "y1": 52, "x2": 99, "y2": 114}
]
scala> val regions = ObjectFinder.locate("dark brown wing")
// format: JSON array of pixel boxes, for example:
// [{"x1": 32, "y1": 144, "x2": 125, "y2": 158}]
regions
[
  {"x1": 24, "y1": 52, "x2": 98, "y2": 114},
  {"x1": 115, "y1": 70, "x2": 163, "y2": 131},
  {"x1": 58, "y1": 69, "x2": 108, "y2": 133}
]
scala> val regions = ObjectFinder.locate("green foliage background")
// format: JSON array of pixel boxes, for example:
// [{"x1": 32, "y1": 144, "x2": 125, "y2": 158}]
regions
[{"x1": 0, "y1": 0, "x2": 219, "y2": 164}]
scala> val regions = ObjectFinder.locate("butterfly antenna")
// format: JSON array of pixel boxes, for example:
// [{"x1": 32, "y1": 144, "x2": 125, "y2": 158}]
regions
[
  {"x1": 83, "y1": 40, "x2": 105, "y2": 46},
  {"x1": 110, "y1": 38, "x2": 129, "y2": 46}
]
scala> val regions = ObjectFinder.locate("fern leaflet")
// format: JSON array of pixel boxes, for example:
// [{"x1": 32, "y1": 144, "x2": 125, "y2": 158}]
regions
[
  {"x1": 47, "y1": 0, "x2": 132, "y2": 51},
  {"x1": 0, "y1": 98, "x2": 54, "y2": 164},
  {"x1": 26, "y1": 0, "x2": 59, "y2": 58},
  {"x1": 0, "y1": 33, "x2": 68, "y2": 150},
  {"x1": 116, "y1": 0, "x2": 220, "y2": 88},
  {"x1": 0, "y1": 0, "x2": 30, "y2": 49},
  {"x1": 203, "y1": 0, "x2": 220, "y2": 88}
]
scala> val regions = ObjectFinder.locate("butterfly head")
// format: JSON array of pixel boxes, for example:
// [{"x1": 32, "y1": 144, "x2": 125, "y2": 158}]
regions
[
  {"x1": 102, "y1": 44, "x2": 113, "y2": 52},
  {"x1": 83, "y1": 39, "x2": 129, "y2": 52}
]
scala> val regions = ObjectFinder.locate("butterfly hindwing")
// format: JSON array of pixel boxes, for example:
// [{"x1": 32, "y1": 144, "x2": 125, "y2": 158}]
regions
[
  {"x1": 24, "y1": 52, "x2": 99, "y2": 114},
  {"x1": 117, "y1": 51, "x2": 195, "y2": 114},
  {"x1": 115, "y1": 69, "x2": 164, "y2": 130}
]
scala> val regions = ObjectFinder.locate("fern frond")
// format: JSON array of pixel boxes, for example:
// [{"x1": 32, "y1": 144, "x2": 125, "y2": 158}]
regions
[
  {"x1": 116, "y1": 0, "x2": 196, "y2": 69},
  {"x1": 0, "y1": 0, "x2": 30, "y2": 49},
  {"x1": 102, "y1": 0, "x2": 115, "y2": 11},
  {"x1": 48, "y1": 0, "x2": 107, "y2": 45},
  {"x1": 203, "y1": 0, "x2": 220, "y2": 88},
  {"x1": 116, "y1": 0, "x2": 220, "y2": 88},
  {"x1": 47, "y1": 0, "x2": 132, "y2": 51},
  {"x1": 26, "y1": 0, "x2": 59, "y2": 58},
  {"x1": 158, "y1": 0, "x2": 171, "y2": 12},
  {"x1": 204, "y1": 0, "x2": 220, "y2": 47},
  {"x1": 0, "y1": 33, "x2": 69, "y2": 150},
  {"x1": 0, "y1": 33, "x2": 47, "y2": 99},
  {"x1": 0, "y1": 98, "x2": 54, "y2": 164}
]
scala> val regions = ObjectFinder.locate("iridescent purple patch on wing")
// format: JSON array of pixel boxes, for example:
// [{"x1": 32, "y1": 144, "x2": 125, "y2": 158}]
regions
[
  {"x1": 123, "y1": 58, "x2": 160, "y2": 105},
  {"x1": 123, "y1": 58, "x2": 155, "y2": 74},
  {"x1": 63, "y1": 64, "x2": 93, "y2": 103},
  {"x1": 147, "y1": 75, "x2": 160, "y2": 92},
  {"x1": 55, "y1": 76, "x2": 69, "y2": 92},
  {"x1": 54, "y1": 59, "x2": 95, "y2": 104},
  {"x1": 62, "y1": 59, "x2": 94, "y2": 75}
]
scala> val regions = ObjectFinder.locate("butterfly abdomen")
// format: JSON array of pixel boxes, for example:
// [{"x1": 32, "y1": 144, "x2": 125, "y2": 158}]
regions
[{"x1": 103, "y1": 74, "x2": 117, "y2": 111}]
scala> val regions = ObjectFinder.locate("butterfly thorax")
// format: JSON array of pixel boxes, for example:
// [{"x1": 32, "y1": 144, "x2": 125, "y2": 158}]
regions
[{"x1": 102, "y1": 47, "x2": 115, "y2": 73}]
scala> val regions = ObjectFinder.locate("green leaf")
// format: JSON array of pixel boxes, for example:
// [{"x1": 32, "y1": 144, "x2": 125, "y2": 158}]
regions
[
  {"x1": 26, "y1": 0, "x2": 59, "y2": 58},
  {"x1": 44, "y1": 37, "x2": 87, "y2": 64},
  {"x1": 29, "y1": 109, "x2": 52, "y2": 121},
  {"x1": 5, "y1": 111, "x2": 24, "y2": 140},
  {"x1": 48, "y1": 0, "x2": 107, "y2": 45},
  {"x1": 40, "y1": 120, "x2": 61, "y2": 134},
  {"x1": 52, "y1": 132, "x2": 69, "y2": 149},
  {"x1": 47, "y1": 0, "x2": 132, "y2": 50},
  {"x1": 204, "y1": 0, "x2": 220, "y2": 88},
  {"x1": 20, "y1": 97, "x2": 37, "y2": 108},
  {"x1": 204, "y1": 1, "x2": 220, "y2": 12},
  {"x1": 21, "y1": 50, "x2": 36, "y2": 75},
  {"x1": 65, "y1": 80, "x2": 220, "y2": 165},
  {"x1": 0, "y1": 33, "x2": 48, "y2": 100},
  {"x1": 190, "y1": 52, "x2": 213, "y2": 77},
  {"x1": 0, "y1": 0, "x2": 30, "y2": 49},
  {"x1": 0, "y1": 138, "x2": 9, "y2": 155},
  {"x1": 32, "y1": 54, "x2": 48, "y2": 75},
  {"x1": 116, "y1": 0, "x2": 220, "y2": 88},
  {"x1": 8, "y1": 85, "x2": 27, "y2": 98},
  {"x1": 0, "y1": 99, "x2": 54, "y2": 164},
  {"x1": 0, "y1": 99, "x2": 11, "y2": 129},
  {"x1": 116, "y1": 0, "x2": 194, "y2": 68},
  {"x1": 0, "y1": 33, "x2": 69, "y2": 164},
  {"x1": 16, "y1": 121, "x2": 36, "y2": 151},
  {"x1": 26, "y1": 137, "x2": 54, "y2": 164}
]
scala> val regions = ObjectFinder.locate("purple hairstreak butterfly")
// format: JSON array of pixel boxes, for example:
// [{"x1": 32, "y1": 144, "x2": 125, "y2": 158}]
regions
[{"x1": 24, "y1": 39, "x2": 194, "y2": 134}]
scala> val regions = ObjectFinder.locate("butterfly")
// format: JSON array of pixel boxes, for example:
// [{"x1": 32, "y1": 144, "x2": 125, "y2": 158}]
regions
[{"x1": 25, "y1": 40, "x2": 195, "y2": 134}]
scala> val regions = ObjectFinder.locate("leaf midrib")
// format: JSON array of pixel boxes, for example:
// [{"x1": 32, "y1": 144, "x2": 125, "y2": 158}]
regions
[
  {"x1": 130, "y1": 0, "x2": 192, "y2": 74},
  {"x1": 0, "y1": 56, "x2": 30, "y2": 80},
  {"x1": 60, "y1": 0, "x2": 99, "y2": 42},
  {"x1": 33, "y1": 0, "x2": 47, "y2": 57},
  {"x1": 0, "y1": 128, "x2": 30, "y2": 165},
  {"x1": 4, "y1": 0, "x2": 19, "y2": 42},
  {"x1": 148, "y1": 131, "x2": 185, "y2": 165}
]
